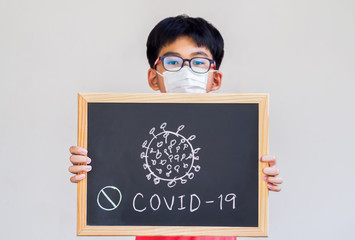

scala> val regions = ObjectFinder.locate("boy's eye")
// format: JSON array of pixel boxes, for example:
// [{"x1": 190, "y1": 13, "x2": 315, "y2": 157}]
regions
[
  {"x1": 166, "y1": 60, "x2": 179, "y2": 65},
  {"x1": 192, "y1": 59, "x2": 207, "y2": 66}
]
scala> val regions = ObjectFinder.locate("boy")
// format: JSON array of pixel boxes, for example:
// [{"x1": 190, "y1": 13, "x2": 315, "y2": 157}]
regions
[{"x1": 69, "y1": 15, "x2": 283, "y2": 240}]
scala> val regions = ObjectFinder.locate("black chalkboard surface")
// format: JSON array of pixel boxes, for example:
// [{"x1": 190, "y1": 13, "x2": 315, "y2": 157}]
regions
[{"x1": 77, "y1": 93, "x2": 269, "y2": 237}]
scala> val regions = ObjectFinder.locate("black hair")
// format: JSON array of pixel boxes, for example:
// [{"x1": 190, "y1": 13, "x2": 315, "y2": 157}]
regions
[{"x1": 146, "y1": 15, "x2": 224, "y2": 70}]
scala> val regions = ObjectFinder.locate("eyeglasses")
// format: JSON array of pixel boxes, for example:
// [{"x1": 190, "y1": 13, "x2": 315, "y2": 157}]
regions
[{"x1": 153, "y1": 55, "x2": 216, "y2": 74}]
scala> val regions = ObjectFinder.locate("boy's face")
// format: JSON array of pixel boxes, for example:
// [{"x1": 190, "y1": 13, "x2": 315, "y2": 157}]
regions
[{"x1": 148, "y1": 36, "x2": 223, "y2": 93}]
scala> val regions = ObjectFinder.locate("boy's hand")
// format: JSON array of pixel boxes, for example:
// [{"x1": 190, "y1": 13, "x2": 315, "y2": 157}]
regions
[
  {"x1": 68, "y1": 146, "x2": 92, "y2": 183},
  {"x1": 261, "y1": 155, "x2": 283, "y2": 192}
]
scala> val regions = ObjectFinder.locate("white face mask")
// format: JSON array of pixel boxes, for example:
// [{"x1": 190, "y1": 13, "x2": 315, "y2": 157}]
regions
[{"x1": 156, "y1": 66, "x2": 215, "y2": 93}]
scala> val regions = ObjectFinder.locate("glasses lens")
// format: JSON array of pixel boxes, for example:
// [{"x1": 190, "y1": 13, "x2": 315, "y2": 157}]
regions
[
  {"x1": 163, "y1": 56, "x2": 183, "y2": 71},
  {"x1": 191, "y1": 58, "x2": 211, "y2": 73}
]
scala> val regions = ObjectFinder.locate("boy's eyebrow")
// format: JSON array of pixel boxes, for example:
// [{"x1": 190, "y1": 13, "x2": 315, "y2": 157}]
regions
[
  {"x1": 162, "y1": 51, "x2": 181, "y2": 57},
  {"x1": 161, "y1": 51, "x2": 211, "y2": 58},
  {"x1": 190, "y1": 51, "x2": 209, "y2": 57}
]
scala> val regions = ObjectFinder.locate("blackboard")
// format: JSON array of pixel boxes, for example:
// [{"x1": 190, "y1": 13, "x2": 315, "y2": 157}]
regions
[{"x1": 77, "y1": 93, "x2": 269, "y2": 237}]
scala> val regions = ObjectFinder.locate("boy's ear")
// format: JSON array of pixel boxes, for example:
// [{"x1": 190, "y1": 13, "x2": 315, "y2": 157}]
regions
[
  {"x1": 147, "y1": 68, "x2": 160, "y2": 91},
  {"x1": 209, "y1": 71, "x2": 223, "y2": 92}
]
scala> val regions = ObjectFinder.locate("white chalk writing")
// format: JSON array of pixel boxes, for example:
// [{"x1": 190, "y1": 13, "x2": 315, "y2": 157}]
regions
[
  {"x1": 140, "y1": 122, "x2": 201, "y2": 188},
  {"x1": 132, "y1": 192, "x2": 237, "y2": 213}
]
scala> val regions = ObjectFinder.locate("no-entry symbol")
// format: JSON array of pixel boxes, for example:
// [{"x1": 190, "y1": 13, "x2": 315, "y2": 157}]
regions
[{"x1": 97, "y1": 186, "x2": 122, "y2": 211}]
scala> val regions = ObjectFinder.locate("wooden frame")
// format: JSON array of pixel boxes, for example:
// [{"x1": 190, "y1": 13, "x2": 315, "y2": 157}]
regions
[{"x1": 77, "y1": 93, "x2": 269, "y2": 237}]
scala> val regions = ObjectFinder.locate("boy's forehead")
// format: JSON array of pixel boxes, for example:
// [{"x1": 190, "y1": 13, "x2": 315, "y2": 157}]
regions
[{"x1": 158, "y1": 36, "x2": 213, "y2": 59}]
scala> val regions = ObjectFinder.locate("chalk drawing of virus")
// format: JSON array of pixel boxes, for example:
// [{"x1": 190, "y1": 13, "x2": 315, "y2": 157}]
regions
[{"x1": 140, "y1": 122, "x2": 201, "y2": 188}]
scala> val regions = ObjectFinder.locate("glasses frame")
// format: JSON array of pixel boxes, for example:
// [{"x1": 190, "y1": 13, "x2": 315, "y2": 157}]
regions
[{"x1": 153, "y1": 55, "x2": 216, "y2": 74}]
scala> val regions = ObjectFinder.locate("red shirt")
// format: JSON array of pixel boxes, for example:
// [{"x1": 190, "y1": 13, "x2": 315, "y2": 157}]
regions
[{"x1": 136, "y1": 237, "x2": 236, "y2": 240}]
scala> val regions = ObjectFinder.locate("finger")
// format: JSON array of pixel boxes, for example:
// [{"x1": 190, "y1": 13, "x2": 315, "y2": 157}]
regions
[
  {"x1": 263, "y1": 166, "x2": 280, "y2": 176},
  {"x1": 69, "y1": 146, "x2": 88, "y2": 155},
  {"x1": 70, "y1": 174, "x2": 86, "y2": 183},
  {"x1": 70, "y1": 155, "x2": 91, "y2": 165},
  {"x1": 264, "y1": 176, "x2": 283, "y2": 184},
  {"x1": 68, "y1": 165, "x2": 92, "y2": 174},
  {"x1": 268, "y1": 183, "x2": 281, "y2": 192},
  {"x1": 260, "y1": 155, "x2": 276, "y2": 167}
]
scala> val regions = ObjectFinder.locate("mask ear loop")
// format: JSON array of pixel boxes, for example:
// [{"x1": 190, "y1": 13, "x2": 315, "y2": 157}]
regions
[
  {"x1": 153, "y1": 56, "x2": 165, "y2": 78},
  {"x1": 206, "y1": 63, "x2": 221, "y2": 94},
  {"x1": 155, "y1": 70, "x2": 164, "y2": 77}
]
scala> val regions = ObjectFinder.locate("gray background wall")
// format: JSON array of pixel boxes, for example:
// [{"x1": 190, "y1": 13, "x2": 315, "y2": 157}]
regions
[{"x1": 0, "y1": 0, "x2": 354, "y2": 239}]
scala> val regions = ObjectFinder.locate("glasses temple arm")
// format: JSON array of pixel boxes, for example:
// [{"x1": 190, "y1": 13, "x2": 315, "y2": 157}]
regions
[{"x1": 153, "y1": 57, "x2": 161, "y2": 69}]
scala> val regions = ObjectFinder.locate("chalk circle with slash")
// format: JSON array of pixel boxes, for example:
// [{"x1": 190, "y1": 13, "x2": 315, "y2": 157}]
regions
[{"x1": 97, "y1": 186, "x2": 122, "y2": 211}]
